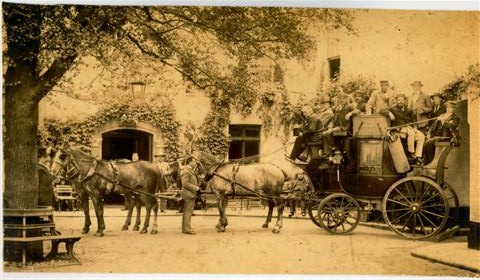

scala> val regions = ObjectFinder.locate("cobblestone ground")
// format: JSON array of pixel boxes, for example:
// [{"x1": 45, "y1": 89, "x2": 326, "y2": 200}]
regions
[{"x1": 4, "y1": 205, "x2": 479, "y2": 277}]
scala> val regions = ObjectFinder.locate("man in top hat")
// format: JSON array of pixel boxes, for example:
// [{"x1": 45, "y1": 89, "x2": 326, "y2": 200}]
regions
[
  {"x1": 408, "y1": 81, "x2": 432, "y2": 131},
  {"x1": 386, "y1": 93, "x2": 426, "y2": 165},
  {"x1": 423, "y1": 101, "x2": 460, "y2": 163},
  {"x1": 366, "y1": 80, "x2": 396, "y2": 114}
]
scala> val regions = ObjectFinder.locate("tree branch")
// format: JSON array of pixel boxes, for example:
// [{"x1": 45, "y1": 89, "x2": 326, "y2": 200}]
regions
[{"x1": 35, "y1": 54, "x2": 78, "y2": 102}]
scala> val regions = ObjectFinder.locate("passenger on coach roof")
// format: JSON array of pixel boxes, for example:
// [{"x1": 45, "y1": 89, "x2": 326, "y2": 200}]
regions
[
  {"x1": 366, "y1": 80, "x2": 396, "y2": 114},
  {"x1": 407, "y1": 80, "x2": 433, "y2": 132},
  {"x1": 352, "y1": 91, "x2": 367, "y2": 113},
  {"x1": 322, "y1": 93, "x2": 359, "y2": 157},
  {"x1": 423, "y1": 101, "x2": 460, "y2": 163},
  {"x1": 385, "y1": 93, "x2": 426, "y2": 165},
  {"x1": 287, "y1": 100, "x2": 333, "y2": 164},
  {"x1": 428, "y1": 92, "x2": 446, "y2": 127}
]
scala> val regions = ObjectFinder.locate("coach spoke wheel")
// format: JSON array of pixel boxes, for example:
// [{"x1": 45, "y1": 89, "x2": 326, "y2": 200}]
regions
[
  {"x1": 441, "y1": 182, "x2": 459, "y2": 228},
  {"x1": 318, "y1": 193, "x2": 360, "y2": 234},
  {"x1": 382, "y1": 176, "x2": 449, "y2": 240},
  {"x1": 307, "y1": 200, "x2": 322, "y2": 228}
]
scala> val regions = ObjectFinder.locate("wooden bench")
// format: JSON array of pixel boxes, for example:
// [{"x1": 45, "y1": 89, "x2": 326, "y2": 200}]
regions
[
  {"x1": 4, "y1": 207, "x2": 82, "y2": 267},
  {"x1": 4, "y1": 234, "x2": 82, "y2": 265},
  {"x1": 53, "y1": 185, "x2": 76, "y2": 212}
]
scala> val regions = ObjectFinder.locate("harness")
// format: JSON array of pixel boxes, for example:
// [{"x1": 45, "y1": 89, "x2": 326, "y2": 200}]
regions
[
  {"x1": 61, "y1": 151, "x2": 158, "y2": 199},
  {"x1": 202, "y1": 161, "x2": 281, "y2": 201}
]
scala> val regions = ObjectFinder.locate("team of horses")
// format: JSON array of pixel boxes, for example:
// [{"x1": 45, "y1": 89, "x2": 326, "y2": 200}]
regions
[{"x1": 46, "y1": 147, "x2": 298, "y2": 236}]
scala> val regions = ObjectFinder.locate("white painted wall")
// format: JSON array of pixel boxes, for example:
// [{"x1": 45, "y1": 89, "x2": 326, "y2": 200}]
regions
[{"x1": 336, "y1": 10, "x2": 479, "y2": 95}]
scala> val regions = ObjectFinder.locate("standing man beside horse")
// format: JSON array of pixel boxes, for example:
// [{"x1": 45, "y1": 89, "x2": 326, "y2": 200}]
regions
[{"x1": 180, "y1": 156, "x2": 204, "y2": 235}]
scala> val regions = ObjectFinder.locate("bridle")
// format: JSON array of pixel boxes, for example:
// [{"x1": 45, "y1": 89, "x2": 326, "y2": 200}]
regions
[{"x1": 52, "y1": 150, "x2": 98, "y2": 182}]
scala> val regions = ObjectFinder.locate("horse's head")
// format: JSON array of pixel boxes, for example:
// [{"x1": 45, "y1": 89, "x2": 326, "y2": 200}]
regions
[
  {"x1": 190, "y1": 150, "x2": 222, "y2": 180},
  {"x1": 50, "y1": 148, "x2": 97, "y2": 181}
]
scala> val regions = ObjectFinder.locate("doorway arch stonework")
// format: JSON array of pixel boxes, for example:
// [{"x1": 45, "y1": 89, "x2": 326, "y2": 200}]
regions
[{"x1": 91, "y1": 120, "x2": 166, "y2": 161}]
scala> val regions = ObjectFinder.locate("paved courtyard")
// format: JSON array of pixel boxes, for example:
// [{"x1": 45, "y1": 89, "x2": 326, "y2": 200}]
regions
[{"x1": 3, "y1": 205, "x2": 478, "y2": 278}]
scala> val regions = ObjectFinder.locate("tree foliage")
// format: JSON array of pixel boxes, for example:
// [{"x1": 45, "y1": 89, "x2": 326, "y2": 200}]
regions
[
  {"x1": 3, "y1": 3, "x2": 355, "y2": 208},
  {"x1": 441, "y1": 63, "x2": 480, "y2": 101}
]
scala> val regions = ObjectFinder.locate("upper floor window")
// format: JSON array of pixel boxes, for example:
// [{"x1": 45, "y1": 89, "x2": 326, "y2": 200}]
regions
[
  {"x1": 228, "y1": 125, "x2": 261, "y2": 162},
  {"x1": 328, "y1": 56, "x2": 341, "y2": 80}
]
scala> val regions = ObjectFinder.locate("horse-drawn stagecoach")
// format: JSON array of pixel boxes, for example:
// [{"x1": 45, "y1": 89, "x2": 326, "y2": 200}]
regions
[
  {"x1": 296, "y1": 114, "x2": 459, "y2": 240},
  {"x1": 48, "y1": 112, "x2": 461, "y2": 240}
]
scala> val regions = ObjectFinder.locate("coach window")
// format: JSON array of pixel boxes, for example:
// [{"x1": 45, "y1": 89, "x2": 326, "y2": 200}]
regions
[{"x1": 228, "y1": 125, "x2": 261, "y2": 162}]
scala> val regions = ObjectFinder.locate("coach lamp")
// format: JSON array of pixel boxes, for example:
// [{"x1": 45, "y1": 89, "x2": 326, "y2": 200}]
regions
[
  {"x1": 328, "y1": 149, "x2": 344, "y2": 182},
  {"x1": 130, "y1": 81, "x2": 146, "y2": 102}
]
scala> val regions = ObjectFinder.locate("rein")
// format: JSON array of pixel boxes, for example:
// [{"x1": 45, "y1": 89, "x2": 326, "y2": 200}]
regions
[
  {"x1": 62, "y1": 151, "x2": 159, "y2": 199},
  {"x1": 210, "y1": 171, "x2": 275, "y2": 200}
]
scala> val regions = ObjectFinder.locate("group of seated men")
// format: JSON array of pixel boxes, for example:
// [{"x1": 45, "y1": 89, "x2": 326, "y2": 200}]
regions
[{"x1": 287, "y1": 80, "x2": 460, "y2": 167}]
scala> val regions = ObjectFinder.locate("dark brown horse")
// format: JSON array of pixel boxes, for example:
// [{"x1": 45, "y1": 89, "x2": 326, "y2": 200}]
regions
[
  {"x1": 50, "y1": 148, "x2": 165, "y2": 237},
  {"x1": 192, "y1": 151, "x2": 290, "y2": 234}
]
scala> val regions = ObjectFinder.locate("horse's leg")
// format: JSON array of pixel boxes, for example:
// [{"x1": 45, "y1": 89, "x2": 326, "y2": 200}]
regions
[
  {"x1": 81, "y1": 194, "x2": 91, "y2": 234},
  {"x1": 150, "y1": 198, "x2": 159, "y2": 234},
  {"x1": 133, "y1": 197, "x2": 141, "y2": 231},
  {"x1": 91, "y1": 195, "x2": 105, "y2": 237},
  {"x1": 262, "y1": 200, "x2": 274, "y2": 228},
  {"x1": 221, "y1": 196, "x2": 228, "y2": 227},
  {"x1": 215, "y1": 193, "x2": 228, "y2": 232},
  {"x1": 121, "y1": 194, "x2": 134, "y2": 231},
  {"x1": 272, "y1": 197, "x2": 285, "y2": 234},
  {"x1": 140, "y1": 196, "x2": 152, "y2": 234}
]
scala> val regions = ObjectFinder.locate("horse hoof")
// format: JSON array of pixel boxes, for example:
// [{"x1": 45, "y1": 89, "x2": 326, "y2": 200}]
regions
[
  {"x1": 121, "y1": 225, "x2": 128, "y2": 231},
  {"x1": 216, "y1": 224, "x2": 226, "y2": 232},
  {"x1": 272, "y1": 228, "x2": 280, "y2": 234},
  {"x1": 95, "y1": 232, "x2": 104, "y2": 237},
  {"x1": 133, "y1": 226, "x2": 140, "y2": 231},
  {"x1": 140, "y1": 229, "x2": 147, "y2": 234},
  {"x1": 81, "y1": 228, "x2": 89, "y2": 234},
  {"x1": 151, "y1": 230, "x2": 158, "y2": 235},
  {"x1": 262, "y1": 224, "x2": 268, "y2": 228}
]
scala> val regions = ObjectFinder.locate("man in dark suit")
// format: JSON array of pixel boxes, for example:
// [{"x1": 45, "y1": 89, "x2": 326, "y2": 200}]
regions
[
  {"x1": 180, "y1": 156, "x2": 202, "y2": 235},
  {"x1": 288, "y1": 102, "x2": 333, "y2": 163},
  {"x1": 386, "y1": 94, "x2": 426, "y2": 165},
  {"x1": 317, "y1": 92, "x2": 360, "y2": 161},
  {"x1": 423, "y1": 101, "x2": 460, "y2": 163},
  {"x1": 429, "y1": 92, "x2": 446, "y2": 126}
]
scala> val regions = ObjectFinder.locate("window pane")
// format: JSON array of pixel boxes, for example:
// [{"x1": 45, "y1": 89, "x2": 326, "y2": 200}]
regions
[
  {"x1": 245, "y1": 141, "x2": 259, "y2": 158},
  {"x1": 245, "y1": 127, "x2": 260, "y2": 137},
  {"x1": 229, "y1": 141, "x2": 243, "y2": 160},
  {"x1": 229, "y1": 125, "x2": 243, "y2": 137}
]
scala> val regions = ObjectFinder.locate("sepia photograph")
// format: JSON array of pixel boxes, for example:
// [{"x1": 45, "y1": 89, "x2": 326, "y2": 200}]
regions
[{"x1": 2, "y1": 1, "x2": 480, "y2": 279}]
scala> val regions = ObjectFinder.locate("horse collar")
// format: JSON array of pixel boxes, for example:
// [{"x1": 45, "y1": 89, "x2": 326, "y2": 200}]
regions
[
  {"x1": 109, "y1": 161, "x2": 120, "y2": 184},
  {"x1": 79, "y1": 159, "x2": 98, "y2": 183}
]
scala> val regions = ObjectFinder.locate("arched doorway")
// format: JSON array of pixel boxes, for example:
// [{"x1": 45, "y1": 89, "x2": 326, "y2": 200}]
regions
[{"x1": 102, "y1": 129, "x2": 153, "y2": 161}]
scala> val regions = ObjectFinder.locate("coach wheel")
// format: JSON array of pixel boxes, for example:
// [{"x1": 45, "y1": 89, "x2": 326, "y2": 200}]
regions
[
  {"x1": 317, "y1": 193, "x2": 361, "y2": 234},
  {"x1": 382, "y1": 176, "x2": 449, "y2": 240},
  {"x1": 307, "y1": 199, "x2": 322, "y2": 228},
  {"x1": 441, "y1": 182, "x2": 459, "y2": 228}
]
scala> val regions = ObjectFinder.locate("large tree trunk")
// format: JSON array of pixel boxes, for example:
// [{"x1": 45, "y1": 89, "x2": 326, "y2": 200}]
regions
[
  {"x1": 3, "y1": 3, "x2": 77, "y2": 209},
  {"x1": 3, "y1": 4, "x2": 43, "y2": 209},
  {"x1": 4, "y1": 88, "x2": 40, "y2": 209}
]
